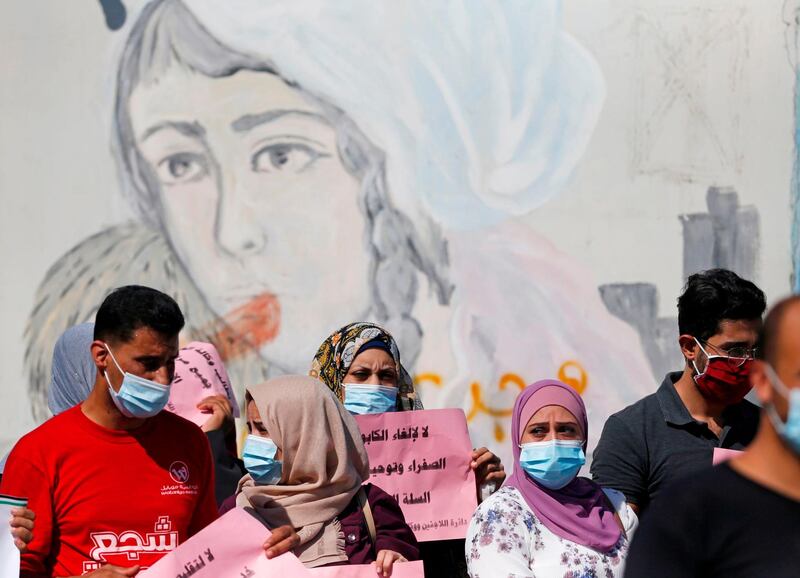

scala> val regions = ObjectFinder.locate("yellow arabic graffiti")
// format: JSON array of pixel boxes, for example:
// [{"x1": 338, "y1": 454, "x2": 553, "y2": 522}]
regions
[
  {"x1": 413, "y1": 361, "x2": 589, "y2": 442},
  {"x1": 557, "y1": 360, "x2": 588, "y2": 395}
]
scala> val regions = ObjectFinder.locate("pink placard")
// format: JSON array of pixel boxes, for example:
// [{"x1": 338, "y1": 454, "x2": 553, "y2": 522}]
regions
[
  {"x1": 167, "y1": 342, "x2": 240, "y2": 427},
  {"x1": 141, "y1": 508, "x2": 310, "y2": 578},
  {"x1": 713, "y1": 447, "x2": 744, "y2": 465},
  {"x1": 354, "y1": 409, "x2": 477, "y2": 542},
  {"x1": 311, "y1": 560, "x2": 424, "y2": 578}
]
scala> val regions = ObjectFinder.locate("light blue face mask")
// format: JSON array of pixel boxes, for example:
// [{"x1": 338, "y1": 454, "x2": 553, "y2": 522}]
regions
[
  {"x1": 343, "y1": 384, "x2": 398, "y2": 415},
  {"x1": 519, "y1": 439, "x2": 586, "y2": 490},
  {"x1": 242, "y1": 435, "x2": 283, "y2": 485},
  {"x1": 104, "y1": 345, "x2": 171, "y2": 418},
  {"x1": 765, "y1": 365, "x2": 800, "y2": 455}
]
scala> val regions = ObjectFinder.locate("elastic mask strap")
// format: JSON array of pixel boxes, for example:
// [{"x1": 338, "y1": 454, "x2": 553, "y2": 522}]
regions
[
  {"x1": 765, "y1": 364, "x2": 790, "y2": 398},
  {"x1": 692, "y1": 338, "x2": 715, "y2": 377},
  {"x1": 104, "y1": 344, "x2": 125, "y2": 375},
  {"x1": 764, "y1": 365, "x2": 791, "y2": 428}
]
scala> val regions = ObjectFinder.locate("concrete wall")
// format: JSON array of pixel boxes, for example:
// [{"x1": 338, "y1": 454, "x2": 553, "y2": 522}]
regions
[{"x1": 0, "y1": 0, "x2": 791, "y2": 466}]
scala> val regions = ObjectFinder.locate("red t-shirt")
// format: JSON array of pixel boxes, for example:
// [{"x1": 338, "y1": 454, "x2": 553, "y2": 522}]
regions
[{"x1": 0, "y1": 406, "x2": 219, "y2": 577}]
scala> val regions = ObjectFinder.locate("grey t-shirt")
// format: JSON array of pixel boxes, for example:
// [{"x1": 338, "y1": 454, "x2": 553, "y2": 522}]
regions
[{"x1": 590, "y1": 372, "x2": 759, "y2": 512}]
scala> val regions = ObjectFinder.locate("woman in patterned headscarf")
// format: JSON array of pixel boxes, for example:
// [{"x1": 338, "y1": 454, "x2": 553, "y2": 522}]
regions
[
  {"x1": 310, "y1": 322, "x2": 420, "y2": 412},
  {"x1": 310, "y1": 322, "x2": 505, "y2": 578}
]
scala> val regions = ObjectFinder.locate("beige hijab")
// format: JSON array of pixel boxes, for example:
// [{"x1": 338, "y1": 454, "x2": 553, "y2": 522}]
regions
[{"x1": 236, "y1": 375, "x2": 370, "y2": 567}]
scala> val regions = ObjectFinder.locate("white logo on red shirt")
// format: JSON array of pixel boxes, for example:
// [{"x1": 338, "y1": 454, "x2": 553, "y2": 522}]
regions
[
  {"x1": 82, "y1": 515, "x2": 178, "y2": 574},
  {"x1": 169, "y1": 461, "x2": 190, "y2": 484}
]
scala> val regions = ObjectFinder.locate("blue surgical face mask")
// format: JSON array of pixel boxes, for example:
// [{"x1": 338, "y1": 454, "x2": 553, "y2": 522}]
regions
[
  {"x1": 343, "y1": 384, "x2": 398, "y2": 415},
  {"x1": 242, "y1": 435, "x2": 283, "y2": 485},
  {"x1": 519, "y1": 439, "x2": 586, "y2": 490},
  {"x1": 765, "y1": 365, "x2": 800, "y2": 455},
  {"x1": 104, "y1": 345, "x2": 171, "y2": 418}
]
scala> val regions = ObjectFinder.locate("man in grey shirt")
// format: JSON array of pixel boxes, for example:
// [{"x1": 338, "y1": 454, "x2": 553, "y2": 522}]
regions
[{"x1": 591, "y1": 269, "x2": 764, "y2": 514}]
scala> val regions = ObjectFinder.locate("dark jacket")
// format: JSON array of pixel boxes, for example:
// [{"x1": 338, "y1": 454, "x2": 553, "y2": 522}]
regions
[{"x1": 206, "y1": 429, "x2": 246, "y2": 507}]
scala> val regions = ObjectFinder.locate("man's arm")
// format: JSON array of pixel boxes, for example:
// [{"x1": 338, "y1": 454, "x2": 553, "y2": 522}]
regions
[
  {"x1": 0, "y1": 452, "x2": 53, "y2": 577},
  {"x1": 590, "y1": 414, "x2": 646, "y2": 513}
]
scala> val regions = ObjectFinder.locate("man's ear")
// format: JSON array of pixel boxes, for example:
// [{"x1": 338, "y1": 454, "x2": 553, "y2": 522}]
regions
[
  {"x1": 90, "y1": 340, "x2": 109, "y2": 371},
  {"x1": 750, "y1": 360, "x2": 775, "y2": 408},
  {"x1": 678, "y1": 334, "x2": 700, "y2": 363}
]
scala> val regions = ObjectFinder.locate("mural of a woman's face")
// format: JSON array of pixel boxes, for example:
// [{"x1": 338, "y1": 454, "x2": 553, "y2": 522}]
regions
[{"x1": 129, "y1": 68, "x2": 371, "y2": 371}]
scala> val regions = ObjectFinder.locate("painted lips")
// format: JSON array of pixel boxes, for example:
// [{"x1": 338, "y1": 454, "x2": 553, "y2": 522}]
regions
[{"x1": 208, "y1": 292, "x2": 281, "y2": 361}]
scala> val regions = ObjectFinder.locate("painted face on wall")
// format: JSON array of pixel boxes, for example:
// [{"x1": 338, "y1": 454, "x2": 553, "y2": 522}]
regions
[{"x1": 129, "y1": 68, "x2": 371, "y2": 372}]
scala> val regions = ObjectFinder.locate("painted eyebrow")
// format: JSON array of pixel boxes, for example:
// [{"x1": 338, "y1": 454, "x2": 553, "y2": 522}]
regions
[
  {"x1": 231, "y1": 109, "x2": 329, "y2": 133},
  {"x1": 140, "y1": 120, "x2": 206, "y2": 143}
]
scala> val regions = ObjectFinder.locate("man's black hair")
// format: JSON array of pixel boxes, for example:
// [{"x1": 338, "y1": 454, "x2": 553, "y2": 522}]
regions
[
  {"x1": 677, "y1": 268, "x2": 766, "y2": 341},
  {"x1": 94, "y1": 285, "x2": 184, "y2": 343}
]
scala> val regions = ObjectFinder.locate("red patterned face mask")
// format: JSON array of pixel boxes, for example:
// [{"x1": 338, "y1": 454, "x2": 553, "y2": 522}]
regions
[{"x1": 692, "y1": 339, "x2": 753, "y2": 406}]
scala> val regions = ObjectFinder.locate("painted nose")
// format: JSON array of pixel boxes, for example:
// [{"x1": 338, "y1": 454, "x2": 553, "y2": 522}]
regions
[{"x1": 215, "y1": 174, "x2": 267, "y2": 257}]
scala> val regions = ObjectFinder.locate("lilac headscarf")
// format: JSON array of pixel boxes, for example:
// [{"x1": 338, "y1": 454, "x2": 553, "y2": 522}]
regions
[
  {"x1": 48, "y1": 323, "x2": 97, "y2": 415},
  {"x1": 503, "y1": 379, "x2": 621, "y2": 552}
]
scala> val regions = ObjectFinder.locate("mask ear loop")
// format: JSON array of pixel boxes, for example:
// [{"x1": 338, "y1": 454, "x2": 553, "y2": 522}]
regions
[
  {"x1": 691, "y1": 338, "x2": 714, "y2": 378},
  {"x1": 101, "y1": 344, "x2": 126, "y2": 393},
  {"x1": 103, "y1": 344, "x2": 125, "y2": 375},
  {"x1": 764, "y1": 365, "x2": 791, "y2": 429}
]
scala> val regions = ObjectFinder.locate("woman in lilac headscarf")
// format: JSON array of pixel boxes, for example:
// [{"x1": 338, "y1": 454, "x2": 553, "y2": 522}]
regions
[{"x1": 465, "y1": 380, "x2": 637, "y2": 577}]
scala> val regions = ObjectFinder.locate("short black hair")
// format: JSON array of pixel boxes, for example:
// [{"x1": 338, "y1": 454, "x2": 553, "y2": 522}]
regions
[
  {"x1": 94, "y1": 285, "x2": 184, "y2": 343},
  {"x1": 759, "y1": 295, "x2": 800, "y2": 366},
  {"x1": 677, "y1": 269, "x2": 766, "y2": 340}
]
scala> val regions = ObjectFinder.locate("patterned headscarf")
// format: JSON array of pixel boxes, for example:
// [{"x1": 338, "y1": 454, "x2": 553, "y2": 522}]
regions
[{"x1": 309, "y1": 322, "x2": 419, "y2": 411}]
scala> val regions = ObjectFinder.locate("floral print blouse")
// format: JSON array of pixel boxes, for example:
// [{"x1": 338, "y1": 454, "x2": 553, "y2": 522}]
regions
[{"x1": 465, "y1": 486, "x2": 637, "y2": 578}]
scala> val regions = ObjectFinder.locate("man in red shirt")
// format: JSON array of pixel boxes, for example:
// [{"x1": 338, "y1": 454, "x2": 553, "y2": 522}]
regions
[{"x1": 1, "y1": 286, "x2": 295, "y2": 577}]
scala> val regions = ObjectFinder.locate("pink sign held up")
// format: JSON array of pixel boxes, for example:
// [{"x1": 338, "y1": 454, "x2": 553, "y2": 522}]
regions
[
  {"x1": 166, "y1": 342, "x2": 240, "y2": 427},
  {"x1": 141, "y1": 508, "x2": 310, "y2": 578},
  {"x1": 310, "y1": 560, "x2": 424, "y2": 578},
  {"x1": 354, "y1": 408, "x2": 477, "y2": 542}
]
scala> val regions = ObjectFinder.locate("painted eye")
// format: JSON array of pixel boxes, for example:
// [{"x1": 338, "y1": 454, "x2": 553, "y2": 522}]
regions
[
  {"x1": 251, "y1": 142, "x2": 325, "y2": 173},
  {"x1": 157, "y1": 153, "x2": 208, "y2": 184}
]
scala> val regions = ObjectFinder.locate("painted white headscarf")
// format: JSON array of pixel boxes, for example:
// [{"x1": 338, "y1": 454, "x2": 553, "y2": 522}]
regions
[{"x1": 182, "y1": 0, "x2": 605, "y2": 232}]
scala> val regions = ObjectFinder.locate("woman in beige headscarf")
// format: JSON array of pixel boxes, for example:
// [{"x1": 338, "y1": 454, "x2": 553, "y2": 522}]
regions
[{"x1": 226, "y1": 375, "x2": 419, "y2": 575}]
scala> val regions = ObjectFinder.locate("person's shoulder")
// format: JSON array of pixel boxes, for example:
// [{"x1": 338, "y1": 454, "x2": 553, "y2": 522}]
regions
[
  {"x1": 12, "y1": 407, "x2": 81, "y2": 449},
  {"x1": 651, "y1": 465, "x2": 733, "y2": 513},
  {"x1": 732, "y1": 398, "x2": 761, "y2": 425},
  {"x1": 4, "y1": 408, "x2": 83, "y2": 472},
  {"x1": 618, "y1": 389, "x2": 660, "y2": 417},
  {"x1": 362, "y1": 483, "x2": 407, "y2": 512},
  {"x1": 605, "y1": 391, "x2": 658, "y2": 431},
  {"x1": 364, "y1": 482, "x2": 392, "y2": 501},
  {"x1": 475, "y1": 485, "x2": 529, "y2": 516}
]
